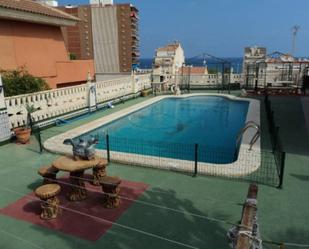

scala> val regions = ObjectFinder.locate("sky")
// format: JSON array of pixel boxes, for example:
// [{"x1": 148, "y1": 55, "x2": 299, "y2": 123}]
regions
[{"x1": 58, "y1": 0, "x2": 309, "y2": 58}]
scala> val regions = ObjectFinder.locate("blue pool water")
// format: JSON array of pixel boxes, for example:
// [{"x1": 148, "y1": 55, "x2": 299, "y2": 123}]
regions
[{"x1": 77, "y1": 96, "x2": 249, "y2": 164}]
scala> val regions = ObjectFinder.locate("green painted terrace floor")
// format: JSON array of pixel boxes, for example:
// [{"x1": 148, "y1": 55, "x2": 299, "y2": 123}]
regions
[{"x1": 0, "y1": 93, "x2": 309, "y2": 249}]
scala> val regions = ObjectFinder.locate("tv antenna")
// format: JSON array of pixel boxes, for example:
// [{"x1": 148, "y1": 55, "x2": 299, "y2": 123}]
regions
[{"x1": 291, "y1": 25, "x2": 300, "y2": 56}]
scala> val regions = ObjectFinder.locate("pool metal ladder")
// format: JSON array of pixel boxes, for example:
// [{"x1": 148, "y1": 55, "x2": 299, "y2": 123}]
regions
[{"x1": 237, "y1": 121, "x2": 260, "y2": 150}]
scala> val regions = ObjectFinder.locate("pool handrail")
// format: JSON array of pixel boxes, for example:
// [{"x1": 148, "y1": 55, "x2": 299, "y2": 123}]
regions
[{"x1": 237, "y1": 121, "x2": 260, "y2": 150}]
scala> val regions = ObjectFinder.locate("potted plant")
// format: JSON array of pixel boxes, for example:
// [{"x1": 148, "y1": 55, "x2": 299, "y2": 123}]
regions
[
  {"x1": 141, "y1": 87, "x2": 152, "y2": 97},
  {"x1": 14, "y1": 104, "x2": 37, "y2": 144}
]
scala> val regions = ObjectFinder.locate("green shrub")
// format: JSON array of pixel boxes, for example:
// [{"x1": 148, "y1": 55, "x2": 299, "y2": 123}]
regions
[
  {"x1": 1, "y1": 67, "x2": 50, "y2": 97},
  {"x1": 69, "y1": 53, "x2": 77, "y2": 60}
]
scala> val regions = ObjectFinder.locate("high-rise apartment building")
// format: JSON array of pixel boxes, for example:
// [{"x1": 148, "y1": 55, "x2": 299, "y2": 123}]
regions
[
  {"x1": 58, "y1": 5, "x2": 94, "y2": 60},
  {"x1": 59, "y1": 3, "x2": 139, "y2": 75}
]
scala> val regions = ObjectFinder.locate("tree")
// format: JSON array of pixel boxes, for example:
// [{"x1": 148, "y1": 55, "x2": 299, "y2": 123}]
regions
[{"x1": 1, "y1": 67, "x2": 50, "y2": 97}]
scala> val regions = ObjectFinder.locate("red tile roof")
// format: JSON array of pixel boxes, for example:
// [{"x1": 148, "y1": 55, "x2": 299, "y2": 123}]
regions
[
  {"x1": 0, "y1": 0, "x2": 79, "y2": 21},
  {"x1": 157, "y1": 43, "x2": 180, "y2": 52}
]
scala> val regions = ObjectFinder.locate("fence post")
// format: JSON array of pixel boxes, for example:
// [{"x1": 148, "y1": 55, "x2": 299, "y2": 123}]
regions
[
  {"x1": 278, "y1": 151, "x2": 286, "y2": 189},
  {"x1": 106, "y1": 134, "x2": 110, "y2": 162},
  {"x1": 36, "y1": 127, "x2": 43, "y2": 154},
  {"x1": 273, "y1": 126, "x2": 280, "y2": 152},
  {"x1": 194, "y1": 143, "x2": 198, "y2": 176},
  {"x1": 269, "y1": 111, "x2": 274, "y2": 133}
]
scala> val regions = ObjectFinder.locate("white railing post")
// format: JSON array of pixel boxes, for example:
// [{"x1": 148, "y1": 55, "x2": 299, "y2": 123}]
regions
[
  {"x1": 86, "y1": 71, "x2": 97, "y2": 112},
  {"x1": 131, "y1": 71, "x2": 136, "y2": 94},
  {"x1": 0, "y1": 75, "x2": 12, "y2": 142}
]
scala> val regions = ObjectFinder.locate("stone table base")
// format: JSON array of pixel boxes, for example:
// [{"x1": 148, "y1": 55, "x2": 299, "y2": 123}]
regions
[{"x1": 69, "y1": 170, "x2": 87, "y2": 201}]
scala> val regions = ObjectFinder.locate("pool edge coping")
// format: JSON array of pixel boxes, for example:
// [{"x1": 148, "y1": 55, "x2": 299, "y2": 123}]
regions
[{"x1": 44, "y1": 93, "x2": 261, "y2": 177}]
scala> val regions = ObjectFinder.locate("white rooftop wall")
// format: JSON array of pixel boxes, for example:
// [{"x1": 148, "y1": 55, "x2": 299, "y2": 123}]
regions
[
  {"x1": 35, "y1": 0, "x2": 58, "y2": 7},
  {"x1": 90, "y1": 0, "x2": 113, "y2": 5}
]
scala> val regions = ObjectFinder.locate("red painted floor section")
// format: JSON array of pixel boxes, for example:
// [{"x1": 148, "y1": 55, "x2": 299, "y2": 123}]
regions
[{"x1": 0, "y1": 176, "x2": 149, "y2": 241}]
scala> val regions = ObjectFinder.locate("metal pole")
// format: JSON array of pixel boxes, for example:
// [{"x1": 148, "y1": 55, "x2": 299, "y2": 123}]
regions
[
  {"x1": 254, "y1": 64, "x2": 259, "y2": 92},
  {"x1": 37, "y1": 127, "x2": 43, "y2": 154},
  {"x1": 278, "y1": 151, "x2": 286, "y2": 189},
  {"x1": 194, "y1": 143, "x2": 198, "y2": 176},
  {"x1": 221, "y1": 62, "x2": 225, "y2": 92},
  {"x1": 274, "y1": 126, "x2": 280, "y2": 151},
  {"x1": 188, "y1": 65, "x2": 191, "y2": 93},
  {"x1": 227, "y1": 63, "x2": 229, "y2": 94},
  {"x1": 181, "y1": 63, "x2": 184, "y2": 89},
  {"x1": 106, "y1": 134, "x2": 110, "y2": 162},
  {"x1": 264, "y1": 93, "x2": 268, "y2": 105},
  {"x1": 246, "y1": 64, "x2": 249, "y2": 88}
]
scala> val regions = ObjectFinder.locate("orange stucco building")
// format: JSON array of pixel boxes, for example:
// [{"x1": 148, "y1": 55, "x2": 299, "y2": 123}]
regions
[{"x1": 0, "y1": 0, "x2": 95, "y2": 88}]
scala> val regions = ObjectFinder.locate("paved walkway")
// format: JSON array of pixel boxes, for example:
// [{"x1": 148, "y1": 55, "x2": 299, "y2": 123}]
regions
[{"x1": 269, "y1": 96, "x2": 309, "y2": 156}]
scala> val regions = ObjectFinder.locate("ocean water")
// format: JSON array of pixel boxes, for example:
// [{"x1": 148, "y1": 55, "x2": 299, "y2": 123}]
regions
[
  {"x1": 139, "y1": 57, "x2": 243, "y2": 73},
  {"x1": 77, "y1": 96, "x2": 249, "y2": 163}
]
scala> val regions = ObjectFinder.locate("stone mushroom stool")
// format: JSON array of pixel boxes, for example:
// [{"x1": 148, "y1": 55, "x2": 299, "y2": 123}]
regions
[
  {"x1": 35, "y1": 184, "x2": 61, "y2": 220},
  {"x1": 100, "y1": 176, "x2": 121, "y2": 209},
  {"x1": 92, "y1": 158, "x2": 108, "y2": 186},
  {"x1": 38, "y1": 166, "x2": 59, "y2": 184}
]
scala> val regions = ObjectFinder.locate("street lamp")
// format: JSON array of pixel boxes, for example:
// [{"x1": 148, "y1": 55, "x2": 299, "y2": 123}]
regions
[{"x1": 188, "y1": 64, "x2": 192, "y2": 93}]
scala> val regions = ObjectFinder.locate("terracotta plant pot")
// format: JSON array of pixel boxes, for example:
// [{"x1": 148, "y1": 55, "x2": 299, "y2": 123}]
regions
[
  {"x1": 14, "y1": 127, "x2": 31, "y2": 144},
  {"x1": 141, "y1": 89, "x2": 151, "y2": 97}
]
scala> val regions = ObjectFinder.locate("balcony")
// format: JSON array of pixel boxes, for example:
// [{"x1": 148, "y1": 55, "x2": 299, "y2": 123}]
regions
[
  {"x1": 130, "y1": 12, "x2": 139, "y2": 20},
  {"x1": 132, "y1": 51, "x2": 140, "y2": 57},
  {"x1": 131, "y1": 34, "x2": 139, "y2": 41}
]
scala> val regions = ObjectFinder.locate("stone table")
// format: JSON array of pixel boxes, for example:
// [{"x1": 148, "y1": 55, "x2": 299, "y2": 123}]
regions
[{"x1": 52, "y1": 156, "x2": 101, "y2": 201}]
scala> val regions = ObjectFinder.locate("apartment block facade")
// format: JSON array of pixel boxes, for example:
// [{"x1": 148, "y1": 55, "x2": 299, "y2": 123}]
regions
[
  {"x1": 242, "y1": 47, "x2": 309, "y2": 88},
  {"x1": 153, "y1": 43, "x2": 185, "y2": 75},
  {"x1": 58, "y1": 6, "x2": 94, "y2": 60},
  {"x1": 59, "y1": 3, "x2": 139, "y2": 74}
]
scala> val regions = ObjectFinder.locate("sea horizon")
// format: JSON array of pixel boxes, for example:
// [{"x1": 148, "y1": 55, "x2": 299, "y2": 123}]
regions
[{"x1": 139, "y1": 57, "x2": 244, "y2": 73}]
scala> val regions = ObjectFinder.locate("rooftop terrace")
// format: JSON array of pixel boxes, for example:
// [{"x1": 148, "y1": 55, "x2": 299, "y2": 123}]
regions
[{"x1": 0, "y1": 92, "x2": 309, "y2": 249}]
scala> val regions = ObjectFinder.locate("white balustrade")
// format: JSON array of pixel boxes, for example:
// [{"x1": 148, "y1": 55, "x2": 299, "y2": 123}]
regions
[
  {"x1": 4, "y1": 74, "x2": 151, "y2": 129},
  {"x1": 135, "y1": 74, "x2": 152, "y2": 92}
]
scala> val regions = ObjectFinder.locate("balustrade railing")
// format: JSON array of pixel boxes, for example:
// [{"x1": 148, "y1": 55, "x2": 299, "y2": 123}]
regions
[{"x1": 4, "y1": 74, "x2": 151, "y2": 128}]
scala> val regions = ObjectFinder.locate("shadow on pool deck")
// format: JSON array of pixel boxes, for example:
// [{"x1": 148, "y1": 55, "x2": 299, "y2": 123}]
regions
[
  {"x1": 8, "y1": 186, "x2": 235, "y2": 249},
  {"x1": 269, "y1": 96, "x2": 309, "y2": 156},
  {"x1": 289, "y1": 173, "x2": 309, "y2": 182}
]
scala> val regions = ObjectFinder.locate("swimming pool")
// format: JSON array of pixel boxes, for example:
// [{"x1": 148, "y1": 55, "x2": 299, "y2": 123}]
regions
[
  {"x1": 45, "y1": 94, "x2": 260, "y2": 176},
  {"x1": 76, "y1": 96, "x2": 249, "y2": 164}
]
